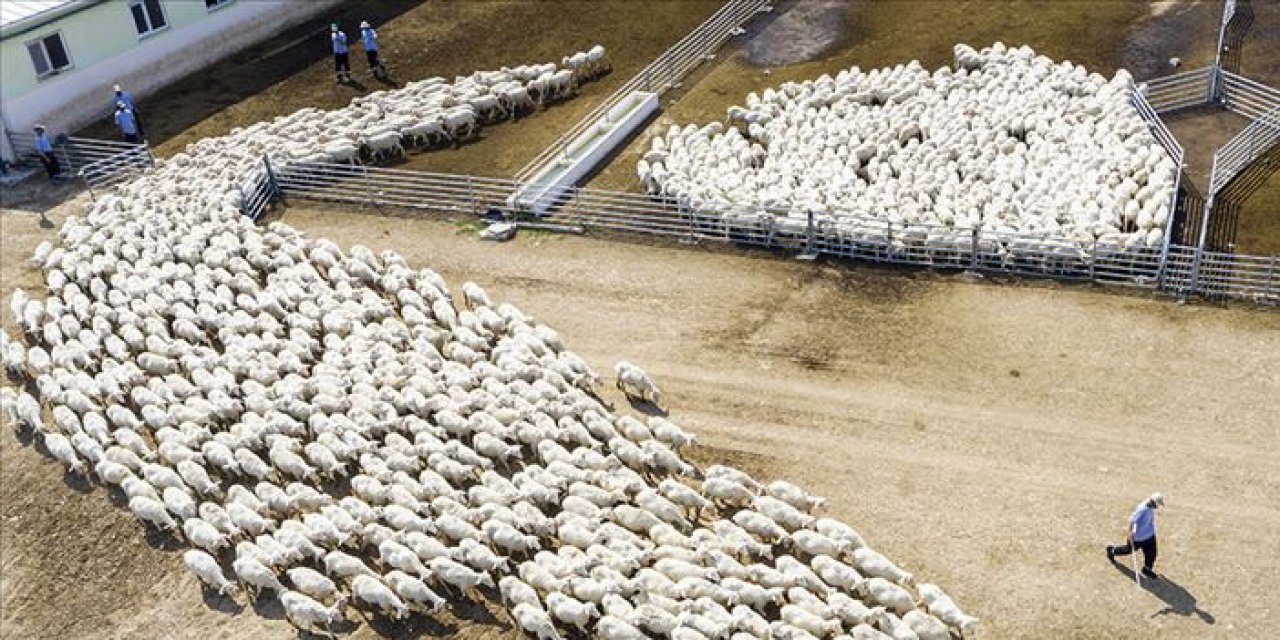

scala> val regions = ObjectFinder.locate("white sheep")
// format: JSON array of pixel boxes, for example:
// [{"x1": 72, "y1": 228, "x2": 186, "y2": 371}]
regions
[
  {"x1": 280, "y1": 590, "x2": 344, "y2": 638},
  {"x1": 614, "y1": 361, "x2": 663, "y2": 406},
  {"x1": 512, "y1": 602, "x2": 563, "y2": 640},
  {"x1": 351, "y1": 574, "x2": 410, "y2": 619},
  {"x1": 183, "y1": 549, "x2": 238, "y2": 596}
]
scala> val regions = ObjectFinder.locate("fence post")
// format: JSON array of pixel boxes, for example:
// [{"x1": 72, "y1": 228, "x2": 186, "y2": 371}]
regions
[
  {"x1": 261, "y1": 154, "x2": 280, "y2": 201},
  {"x1": 467, "y1": 175, "x2": 477, "y2": 215},
  {"x1": 969, "y1": 226, "x2": 980, "y2": 271},
  {"x1": 1267, "y1": 256, "x2": 1278, "y2": 304},
  {"x1": 362, "y1": 163, "x2": 375, "y2": 208},
  {"x1": 885, "y1": 220, "x2": 893, "y2": 261},
  {"x1": 1089, "y1": 237, "x2": 1098, "y2": 281}
]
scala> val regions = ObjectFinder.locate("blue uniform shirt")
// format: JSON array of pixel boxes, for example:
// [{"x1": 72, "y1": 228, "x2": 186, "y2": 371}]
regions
[
  {"x1": 361, "y1": 28, "x2": 378, "y2": 51},
  {"x1": 113, "y1": 91, "x2": 137, "y2": 112},
  {"x1": 1129, "y1": 501, "x2": 1156, "y2": 541},
  {"x1": 115, "y1": 109, "x2": 139, "y2": 136},
  {"x1": 332, "y1": 31, "x2": 348, "y2": 54},
  {"x1": 34, "y1": 133, "x2": 54, "y2": 153}
]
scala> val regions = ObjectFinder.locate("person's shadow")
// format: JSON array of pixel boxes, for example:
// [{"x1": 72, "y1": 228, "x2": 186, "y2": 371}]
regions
[{"x1": 1110, "y1": 560, "x2": 1216, "y2": 624}]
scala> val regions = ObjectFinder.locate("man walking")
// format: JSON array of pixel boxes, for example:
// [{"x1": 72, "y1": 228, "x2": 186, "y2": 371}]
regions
[
  {"x1": 1107, "y1": 492, "x2": 1165, "y2": 580},
  {"x1": 114, "y1": 102, "x2": 141, "y2": 143},
  {"x1": 360, "y1": 20, "x2": 386, "y2": 79},
  {"x1": 32, "y1": 125, "x2": 61, "y2": 179},
  {"x1": 331, "y1": 23, "x2": 351, "y2": 83},
  {"x1": 111, "y1": 84, "x2": 143, "y2": 135}
]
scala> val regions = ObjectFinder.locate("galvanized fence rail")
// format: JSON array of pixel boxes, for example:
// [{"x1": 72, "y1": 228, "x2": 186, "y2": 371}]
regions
[
  {"x1": 1210, "y1": 105, "x2": 1280, "y2": 194},
  {"x1": 1142, "y1": 67, "x2": 1216, "y2": 113},
  {"x1": 514, "y1": 0, "x2": 771, "y2": 182},
  {"x1": 8, "y1": 131, "x2": 154, "y2": 192},
  {"x1": 268, "y1": 158, "x2": 1277, "y2": 306}
]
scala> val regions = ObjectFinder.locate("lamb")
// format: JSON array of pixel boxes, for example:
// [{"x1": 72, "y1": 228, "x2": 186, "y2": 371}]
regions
[
  {"x1": 614, "y1": 361, "x2": 662, "y2": 406},
  {"x1": 360, "y1": 131, "x2": 405, "y2": 161},
  {"x1": 183, "y1": 549, "x2": 238, "y2": 596},
  {"x1": 856, "y1": 577, "x2": 917, "y2": 615},
  {"x1": 351, "y1": 574, "x2": 410, "y2": 620},
  {"x1": 383, "y1": 570, "x2": 447, "y2": 615},
  {"x1": 280, "y1": 590, "x2": 344, "y2": 639},
  {"x1": 232, "y1": 556, "x2": 287, "y2": 599},
  {"x1": 499, "y1": 575, "x2": 541, "y2": 610},
  {"x1": 853, "y1": 548, "x2": 914, "y2": 586},
  {"x1": 183, "y1": 517, "x2": 230, "y2": 553},
  {"x1": 902, "y1": 610, "x2": 951, "y2": 640},
  {"x1": 512, "y1": 602, "x2": 563, "y2": 640},
  {"x1": 870, "y1": 608, "x2": 920, "y2": 640},
  {"x1": 547, "y1": 591, "x2": 600, "y2": 633},
  {"x1": 129, "y1": 496, "x2": 178, "y2": 532},
  {"x1": 916, "y1": 583, "x2": 978, "y2": 637},
  {"x1": 427, "y1": 556, "x2": 495, "y2": 600},
  {"x1": 42, "y1": 432, "x2": 87, "y2": 475},
  {"x1": 767, "y1": 480, "x2": 827, "y2": 512},
  {"x1": 597, "y1": 614, "x2": 647, "y2": 640},
  {"x1": 781, "y1": 604, "x2": 843, "y2": 638}
]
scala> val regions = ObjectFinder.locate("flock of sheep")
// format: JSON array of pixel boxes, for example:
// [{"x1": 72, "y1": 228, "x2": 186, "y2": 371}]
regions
[
  {"x1": 239, "y1": 45, "x2": 611, "y2": 170},
  {"x1": 0, "y1": 43, "x2": 977, "y2": 640},
  {"x1": 638, "y1": 43, "x2": 1178, "y2": 259}
]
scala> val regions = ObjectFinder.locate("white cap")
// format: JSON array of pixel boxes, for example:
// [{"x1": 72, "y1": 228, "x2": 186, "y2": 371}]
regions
[
  {"x1": 360, "y1": 20, "x2": 370, "y2": 28},
  {"x1": 1150, "y1": 493, "x2": 1165, "y2": 507},
  {"x1": 114, "y1": 84, "x2": 122, "y2": 92},
  {"x1": 33, "y1": 124, "x2": 46, "y2": 131}
]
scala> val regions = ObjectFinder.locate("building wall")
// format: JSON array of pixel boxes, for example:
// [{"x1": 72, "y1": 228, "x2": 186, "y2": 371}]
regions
[{"x1": 0, "y1": 0, "x2": 339, "y2": 161}]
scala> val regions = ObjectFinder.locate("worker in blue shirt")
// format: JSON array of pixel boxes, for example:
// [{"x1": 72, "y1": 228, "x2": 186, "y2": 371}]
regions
[
  {"x1": 32, "y1": 124, "x2": 61, "y2": 179},
  {"x1": 360, "y1": 21, "x2": 387, "y2": 79},
  {"x1": 114, "y1": 102, "x2": 140, "y2": 143},
  {"x1": 331, "y1": 23, "x2": 351, "y2": 83},
  {"x1": 1107, "y1": 492, "x2": 1165, "y2": 579},
  {"x1": 111, "y1": 84, "x2": 144, "y2": 136}
]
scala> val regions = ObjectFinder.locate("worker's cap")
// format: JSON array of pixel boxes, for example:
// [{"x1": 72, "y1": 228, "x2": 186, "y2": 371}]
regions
[
  {"x1": 360, "y1": 20, "x2": 370, "y2": 28},
  {"x1": 113, "y1": 84, "x2": 122, "y2": 92},
  {"x1": 33, "y1": 124, "x2": 46, "y2": 131},
  {"x1": 1150, "y1": 493, "x2": 1165, "y2": 508},
  {"x1": 330, "y1": 23, "x2": 338, "y2": 31}
]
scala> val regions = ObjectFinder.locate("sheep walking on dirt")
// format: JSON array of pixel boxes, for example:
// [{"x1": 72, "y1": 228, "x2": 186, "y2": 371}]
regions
[{"x1": 615, "y1": 361, "x2": 663, "y2": 407}]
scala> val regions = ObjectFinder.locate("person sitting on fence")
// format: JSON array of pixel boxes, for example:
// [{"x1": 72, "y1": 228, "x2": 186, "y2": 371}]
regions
[
  {"x1": 32, "y1": 125, "x2": 62, "y2": 180},
  {"x1": 114, "y1": 102, "x2": 141, "y2": 144},
  {"x1": 331, "y1": 23, "x2": 351, "y2": 83},
  {"x1": 360, "y1": 21, "x2": 387, "y2": 79},
  {"x1": 111, "y1": 84, "x2": 143, "y2": 136}
]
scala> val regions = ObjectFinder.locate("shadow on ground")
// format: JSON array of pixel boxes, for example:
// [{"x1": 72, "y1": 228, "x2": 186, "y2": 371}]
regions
[{"x1": 1110, "y1": 560, "x2": 1216, "y2": 624}]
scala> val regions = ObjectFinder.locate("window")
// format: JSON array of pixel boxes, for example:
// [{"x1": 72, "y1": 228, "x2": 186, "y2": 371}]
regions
[
  {"x1": 26, "y1": 32, "x2": 72, "y2": 78},
  {"x1": 130, "y1": 0, "x2": 167, "y2": 36},
  {"x1": 204, "y1": 0, "x2": 234, "y2": 11}
]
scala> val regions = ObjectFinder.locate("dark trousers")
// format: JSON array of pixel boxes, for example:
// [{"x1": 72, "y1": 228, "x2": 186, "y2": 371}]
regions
[
  {"x1": 366, "y1": 49, "x2": 381, "y2": 70},
  {"x1": 1113, "y1": 536, "x2": 1158, "y2": 571},
  {"x1": 334, "y1": 52, "x2": 350, "y2": 76},
  {"x1": 123, "y1": 132, "x2": 140, "y2": 144},
  {"x1": 39, "y1": 154, "x2": 60, "y2": 178}
]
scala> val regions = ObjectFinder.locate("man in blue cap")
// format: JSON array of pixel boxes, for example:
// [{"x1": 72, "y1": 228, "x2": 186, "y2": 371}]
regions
[
  {"x1": 114, "y1": 102, "x2": 141, "y2": 143},
  {"x1": 331, "y1": 23, "x2": 351, "y2": 83},
  {"x1": 360, "y1": 20, "x2": 386, "y2": 79},
  {"x1": 32, "y1": 124, "x2": 61, "y2": 179},
  {"x1": 1107, "y1": 492, "x2": 1165, "y2": 580},
  {"x1": 111, "y1": 84, "x2": 143, "y2": 136}
]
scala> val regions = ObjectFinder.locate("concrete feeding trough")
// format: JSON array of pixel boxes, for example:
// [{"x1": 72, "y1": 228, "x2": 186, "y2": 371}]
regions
[{"x1": 509, "y1": 91, "x2": 659, "y2": 217}]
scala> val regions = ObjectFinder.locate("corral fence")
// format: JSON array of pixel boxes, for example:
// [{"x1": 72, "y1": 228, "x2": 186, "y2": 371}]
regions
[
  {"x1": 514, "y1": 0, "x2": 772, "y2": 182},
  {"x1": 7, "y1": 131, "x2": 155, "y2": 193},
  {"x1": 262, "y1": 157, "x2": 1278, "y2": 306}
]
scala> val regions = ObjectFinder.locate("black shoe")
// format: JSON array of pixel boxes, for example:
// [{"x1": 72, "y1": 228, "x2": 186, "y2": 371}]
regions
[
  {"x1": 1142, "y1": 568, "x2": 1159, "y2": 580},
  {"x1": 1106, "y1": 546, "x2": 1115, "y2": 562}
]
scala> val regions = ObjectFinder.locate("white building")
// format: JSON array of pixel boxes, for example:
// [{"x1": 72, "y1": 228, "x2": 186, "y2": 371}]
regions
[{"x1": 0, "y1": 0, "x2": 340, "y2": 162}]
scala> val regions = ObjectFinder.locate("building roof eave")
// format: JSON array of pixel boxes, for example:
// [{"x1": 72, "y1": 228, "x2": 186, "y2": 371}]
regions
[{"x1": 0, "y1": 1, "x2": 106, "y2": 41}]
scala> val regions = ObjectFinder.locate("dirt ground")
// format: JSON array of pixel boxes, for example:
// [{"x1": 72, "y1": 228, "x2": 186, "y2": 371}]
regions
[
  {"x1": 4, "y1": 194, "x2": 1277, "y2": 639},
  {"x1": 4, "y1": 2, "x2": 1280, "y2": 639},
  {"x1": 77, "y1": 0, "x2": 722, "y2": 179}
]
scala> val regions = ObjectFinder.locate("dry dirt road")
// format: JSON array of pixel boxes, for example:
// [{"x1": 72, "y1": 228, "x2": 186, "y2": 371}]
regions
[{"x1": 1, "y1": 196, "x2": 1277, "y2": 639}]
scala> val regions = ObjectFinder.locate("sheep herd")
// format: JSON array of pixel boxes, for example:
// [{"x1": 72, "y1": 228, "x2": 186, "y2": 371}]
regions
[
  {"x1": 638, "y1": 43, "x2": 1178, "y2": 258},
  {"x1": 0, "y1": 47, "x2": 975, "y2": 640}
]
